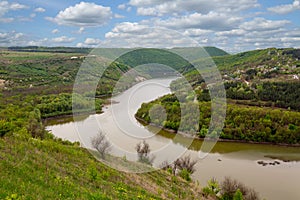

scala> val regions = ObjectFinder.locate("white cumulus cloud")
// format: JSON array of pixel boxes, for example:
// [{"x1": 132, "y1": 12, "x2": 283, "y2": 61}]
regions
[
  {"x1": 0, "y1": 1, "x2": 29, "y2": 22},
  {"x1": 240, "y1": 18, "x2": 290, "y2": 32},
  {"x1": 34, "y1": 7, "x2": 46, "y2": 13},
  {"x1": 268, "y1": 0, "x2": 300, "y2": 14},
  {"x1": 154, "y1": 12, "x2": 242, "y2": 31},
  {"x1": 84, "y1": 38, "x2": 102, "y2": 45},
  {"x1": 52, "y1": 36, "x2": 75, "y2": 43},
  {"x1": 104, "y1": 22, "x2": 199, "y2": 48},
  {"x1": 129, "y1": 0, "x2": 260, "y2": 16},
  {"x1": 77, "y1": 27, "x2": 85, "y2": 34},
  {"x1": 46, "y1": 2, "x2": 112, "y2": 27},
  {"x1": 118, "y1": 4, "x2": 126, "y2": 10},
  {"x1": 52, "y1": 29, "x2": 59, "y2": 34},
  {"x1": 76, "y1": 38, "x2": 102, "y2": 47}
]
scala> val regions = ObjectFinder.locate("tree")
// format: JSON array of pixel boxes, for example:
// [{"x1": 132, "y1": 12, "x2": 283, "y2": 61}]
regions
[
  {"x1": 27, "y1": 108, "x2": 45, "y2": 139},
  {"x1": 91, "y1": 131, "x2": 111, "y2": 159},
  {"x1": 176, "y1": 155, "x2": 197, "y2": 174},
  {"x1": 163, "y1": 155, "x2": 197, "y2": 177},
  {"x1": 135, "y1": 140, "x2": 154, "y2": 165}
]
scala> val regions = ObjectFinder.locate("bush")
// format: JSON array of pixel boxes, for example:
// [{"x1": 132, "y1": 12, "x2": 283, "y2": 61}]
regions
[
  {"x1": 175, "y1": 155, "x2": 197, "y2": 174},
  {"x1": 221, "y1": 177, "x2": 259, "y2": 200},
  {"x1": 202, "y1": 178, "x2": 220, "y2": 198},
  {"x1": 178, "y1": 168, "x2": 191, "y2": 181}
]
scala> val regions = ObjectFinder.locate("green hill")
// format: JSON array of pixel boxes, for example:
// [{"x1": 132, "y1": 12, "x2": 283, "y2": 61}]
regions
[
  {"x1": 170, "y1": 46, "x2": 228, "y2": 61},
  {"x1": 0, "y1": 47, "x2": 227, "y2": 96},
  {"x1": 0, "y1": 134, "x2": 201, "y2": 199},
  {"x1": 181, "y1": 48, "x2": 300, "y2": 110},
  {"x1": 135, "y1": 47, "x2": 300, "y2": 145}
]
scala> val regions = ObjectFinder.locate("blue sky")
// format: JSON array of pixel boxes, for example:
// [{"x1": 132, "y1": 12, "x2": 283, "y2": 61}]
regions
[{"x1": 0, "y1": 0, "x2": 300, "y2": 52}]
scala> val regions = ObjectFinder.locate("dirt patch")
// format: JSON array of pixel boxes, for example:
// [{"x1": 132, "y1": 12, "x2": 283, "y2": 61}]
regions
[{"x1": 0, "y1": 79, "x2": 5, "y2": 88}]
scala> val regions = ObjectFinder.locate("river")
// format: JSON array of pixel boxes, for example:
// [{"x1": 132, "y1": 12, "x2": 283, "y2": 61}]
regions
[{"x1": 46, "y1": 77, "x2": 300, "y2": 200}]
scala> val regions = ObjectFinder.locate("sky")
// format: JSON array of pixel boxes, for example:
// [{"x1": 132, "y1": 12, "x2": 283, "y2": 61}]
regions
[{"x1": 0, "y1": 0, "x2": 300, "y2": 52}]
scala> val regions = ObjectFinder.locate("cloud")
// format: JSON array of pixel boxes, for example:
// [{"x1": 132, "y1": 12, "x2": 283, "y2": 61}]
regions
[
  {"x1": 219, "y1": 19, "x2": 297, "y2": 52},
  {"x1": 52, "y1": 36, "x2": 75, "y2": 43},
  {"x1": 71, "y1": 27, "x2": 85, "y2": 34},
  {"x1": 0, "y1": 1, "x2": 29, "y2": 22},
  {"x1": 78, "y1": 27, "x2": 85, "y2": 34},
  {"x1": 85, "y1": 38, "x2": 102, "y2": 45},
  {"x1": 240, "y1": 18, "x2": 290, "y2": 31},
  {"x1": 76, "y1": 38, "x2": 102, "y2": 47},
  {"x1": 154, "y1": 12, "x2": 242, "y2": 31},
  {"x1": 183, "y1": 29, "x2": 213, "y2": 37},
  {"x1": 0, "y1": 17, "x2": 13, "y2": 23},
  {"x1": 118, "y1": 4, "x2": 126, "y2": 10},
  {"x1": 52, "y1": 29, "x2": 59, "y2": 34},
  {"x1": 27, "y1": 38, "x2": 49, "y2": 46},
  {"x1": 34, "y1": 7, "x2": 46, "y2": 13},
  {"x1": 47, "y1": 2, "x2": 112, "y2": 27},
  {"x1": 0, "y1": 1, "x2": 28, "y2": 15},
  {"x1": 216, "y1": 29, "x2": 246, "y2": 37},
  {"x1": 114, "y1": 14, "x2": 125, "y2": 19},
  {"x1": 0, "y1": 31, "x2": 28, "y2": 46},
  {"x1": 104, "y1": 22, "x2": 199, "y2": 48},
  {"x1": 30, "y1": 13, "x2": 36, "y2": 18},
  {"x1": 129, "y1": 0, "x2": 260, "y2": 16},
  {"x1": 178, "y1": 16, "x2": 296, "y2": 53},
  {"x1": 268, "y1": 0, "x2": 300, "y2": 14},
  {"x1": 127, "y1": 7, "x2": 132, "y2": 12}
]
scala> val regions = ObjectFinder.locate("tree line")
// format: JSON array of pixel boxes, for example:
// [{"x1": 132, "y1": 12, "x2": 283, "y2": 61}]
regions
[{"x1": 136, "y1": 94, "x2": 300, "y2": 144}]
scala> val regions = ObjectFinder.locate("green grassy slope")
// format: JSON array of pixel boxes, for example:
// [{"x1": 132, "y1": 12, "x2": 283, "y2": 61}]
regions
[
  {"x1": 170, "y1": 46, "x2": 228, "y2": 61},
  {"x1": 194, "y1": 48, "x2": 300, "y2": 73},
  {"x1": 0, "y1": 134, "x2": 201, "y2": 200}
]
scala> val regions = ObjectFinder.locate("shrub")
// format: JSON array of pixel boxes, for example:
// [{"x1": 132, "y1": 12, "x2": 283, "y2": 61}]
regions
[
  {"x1": 178, "y1": 168, "x2": 191, "y2": 181},
  {"x1": 221, "y1": 177, "x2": 259, "y2": 200}
]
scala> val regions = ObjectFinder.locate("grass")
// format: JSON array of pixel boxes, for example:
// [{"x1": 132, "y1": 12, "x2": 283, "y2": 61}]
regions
[{"x1": 0, "y1": 133, "x2": 202, "y2": 199}]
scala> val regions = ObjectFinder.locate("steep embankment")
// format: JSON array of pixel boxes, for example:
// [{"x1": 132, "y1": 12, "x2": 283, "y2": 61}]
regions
[{"x1": 0, "y1": 134, "x2": 202, "y2": 199}]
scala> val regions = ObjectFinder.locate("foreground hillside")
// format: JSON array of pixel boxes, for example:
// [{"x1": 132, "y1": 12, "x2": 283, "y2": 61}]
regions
[{"x1": 0, "y1": 134, "x2": 202, "y2": 199}]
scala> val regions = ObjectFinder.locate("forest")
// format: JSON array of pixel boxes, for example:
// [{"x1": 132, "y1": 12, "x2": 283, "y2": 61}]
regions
[{"x1": 136, "y1": 93, "x2": 300, "y2": 144}]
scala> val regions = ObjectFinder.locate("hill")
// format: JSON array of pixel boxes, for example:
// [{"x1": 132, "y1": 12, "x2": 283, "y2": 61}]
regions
[
  {"x1": 135, "y1": 47, "x2": 300, "y2": 145},
  {"x1": 170, "y1": 46, "x2": 228, "y2": 61},
  {"x1": 181, "y1": 48, "x2": 300, "y2": 110},
  {"x1": 0, "y1": 133, "x2": 202, "y2": 199},
  {"x1": 0, "y1": 47, "x2": 227, "y2": 97}
]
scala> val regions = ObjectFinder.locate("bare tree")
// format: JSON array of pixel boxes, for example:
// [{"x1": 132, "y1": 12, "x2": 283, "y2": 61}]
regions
[
  {"x1": 91, "y1": 131, "x2": 111, "y2": 159},
  {"x1": 162, "y1": 155, "x2": 197, "y2": 175},
  {"x1": 160, "y1": 160, "x2": 171, "y2": 170},
  {"x1": 176, "y1": 155, "x2": 197, "y2": 174},
  {"x1": 135, "y1": 140, "x2": 154, "y2": 165},
  {"x1": 221, "y1": 177, "x2": 259, "y2": 200}
]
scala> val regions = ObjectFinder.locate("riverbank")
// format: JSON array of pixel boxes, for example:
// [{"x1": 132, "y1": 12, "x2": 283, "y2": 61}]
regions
[{"x1": 135, "y1": 116, "x2": 300, "y2": 148}]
